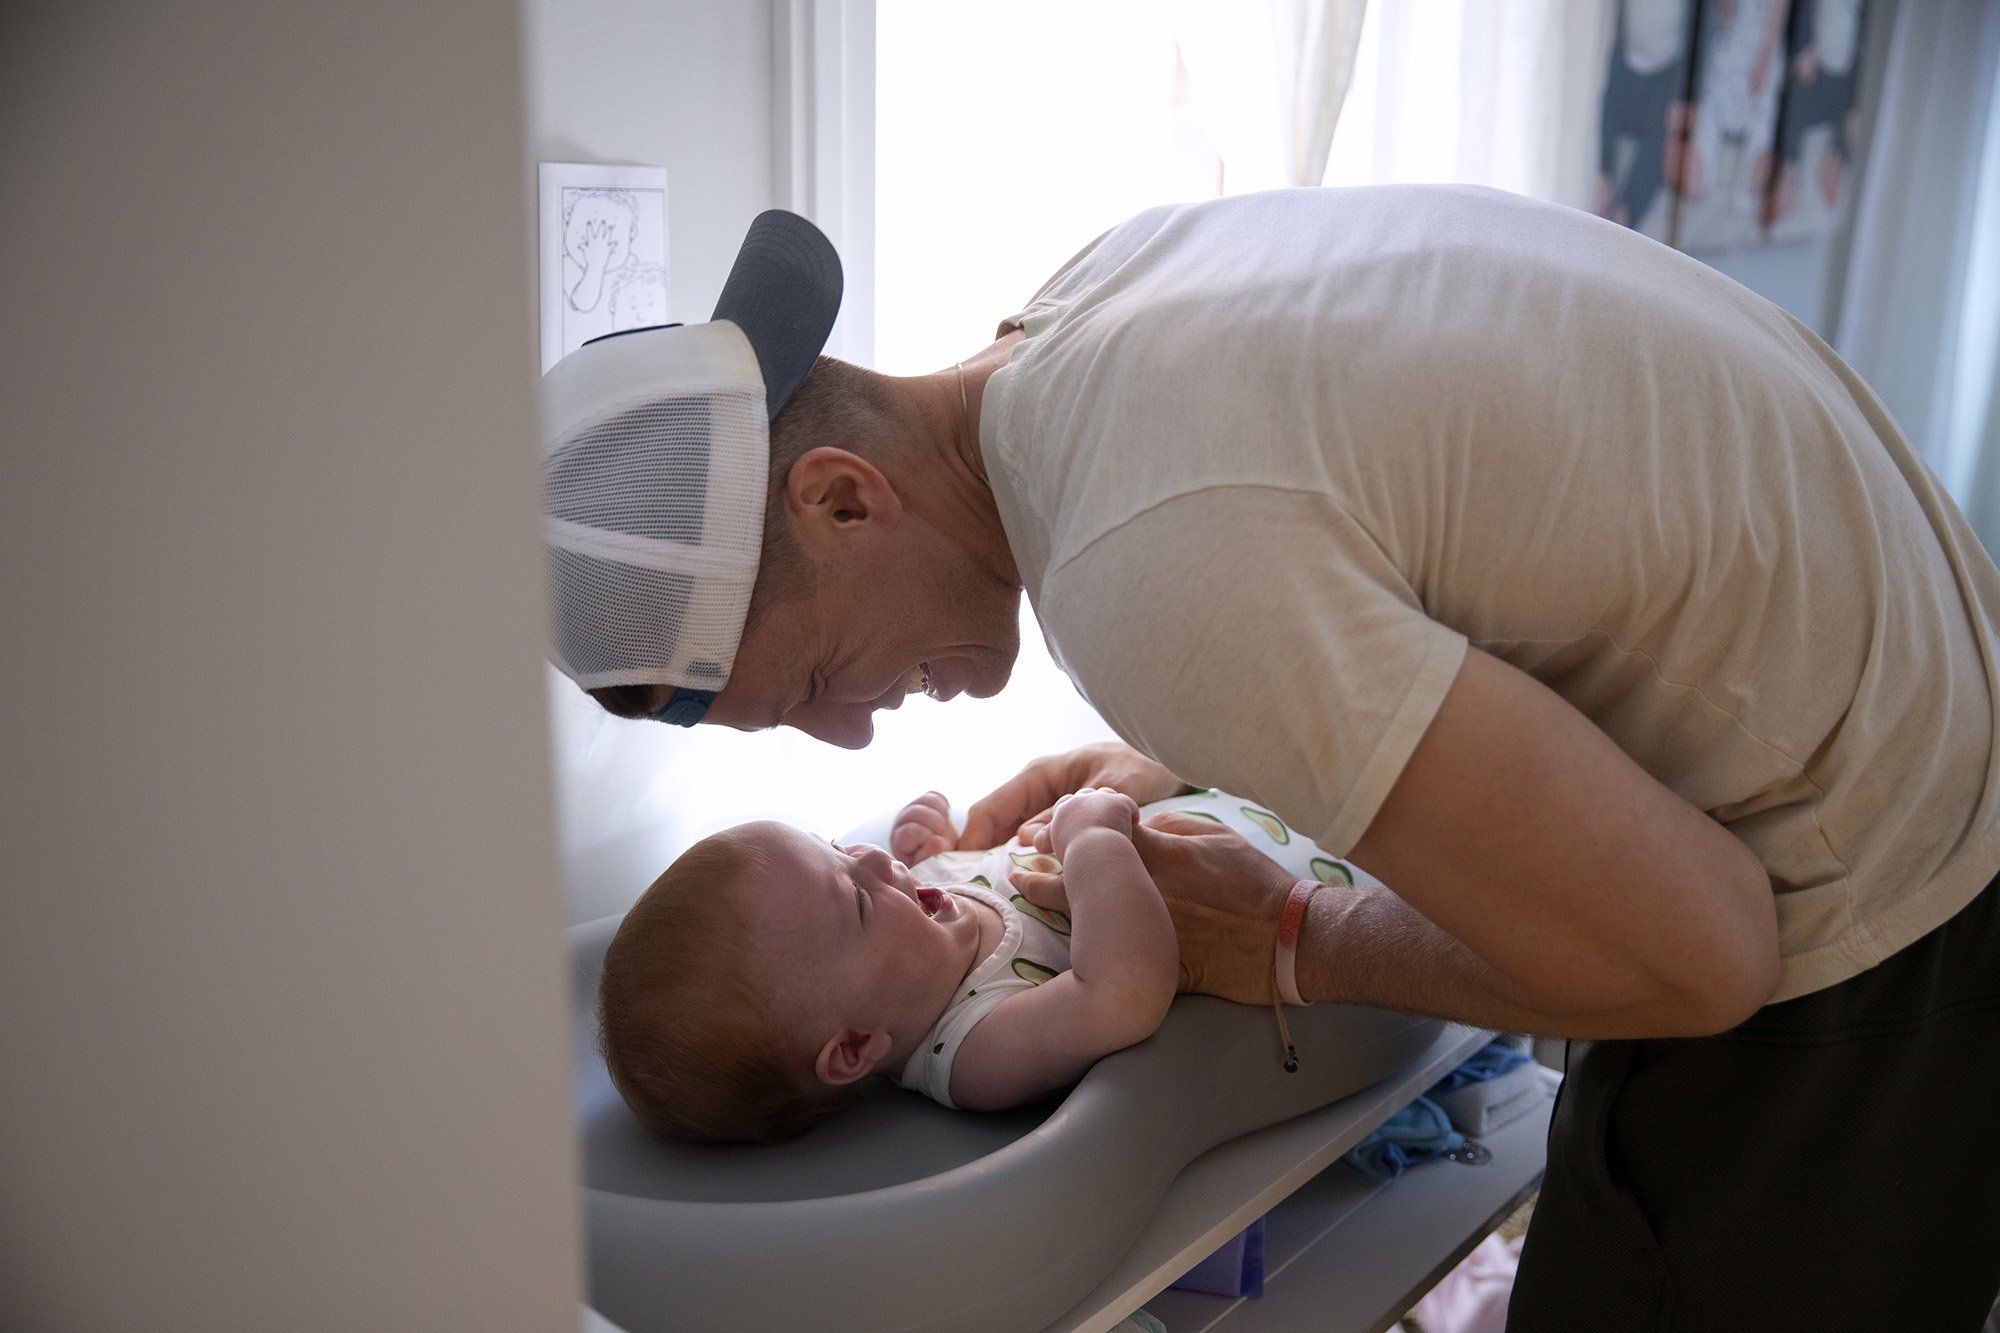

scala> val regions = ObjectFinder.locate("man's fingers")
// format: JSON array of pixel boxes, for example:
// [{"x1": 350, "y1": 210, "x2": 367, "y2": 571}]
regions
[
  {"x1": 961, "y1": 779, "x2": 1045, "y2": 849},
  {"x1": 962, "y1": 750, "x2": 1099, "y2": 848},
  {"x1": 1009, "y1": 869, "x2": 1070, "y2": 911},
  {"x1": 1136, "y1": 811, "x2": 1229, "y2": 845}
]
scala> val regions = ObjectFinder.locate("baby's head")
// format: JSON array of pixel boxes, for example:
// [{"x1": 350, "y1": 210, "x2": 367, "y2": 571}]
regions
[
  {"x1": 607, "y1": 261, "x2": 668, "y2": 329},
  {"x1": 598, "y1": 820, "x2": 984, "y2": 1143}
]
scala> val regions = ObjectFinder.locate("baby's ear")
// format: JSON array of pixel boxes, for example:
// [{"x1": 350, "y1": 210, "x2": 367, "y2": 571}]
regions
[{"x1": 814, "y1": 1028, "x2": 893, "y2": 1087}]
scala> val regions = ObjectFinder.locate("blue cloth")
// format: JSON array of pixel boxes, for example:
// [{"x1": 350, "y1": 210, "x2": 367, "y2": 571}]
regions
[
  {"x1": 1340, "y1": 1096, "x2": 1465, "y2": 1181},
  {"x1": 1426, "y1": 1039, "x2": 1532, "y2": 1095}
]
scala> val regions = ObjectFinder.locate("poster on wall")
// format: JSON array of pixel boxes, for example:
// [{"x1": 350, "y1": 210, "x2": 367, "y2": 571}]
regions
[
  {"x1": 1763, "y1": 0, "x2": 1867, "y2": 244},
  {"x1": 538, "y1": 162, "x2": 670, "y2": 374},
  {"x1": 1594, "y1": 0, "x2": 1867, "y2": 255},
  {"x1": 1673, "y1": 0, "x2": 1791, "y2": 253},
  {"x1": 1595, "y1": 0, "x2": 1697, "y2": 242}
]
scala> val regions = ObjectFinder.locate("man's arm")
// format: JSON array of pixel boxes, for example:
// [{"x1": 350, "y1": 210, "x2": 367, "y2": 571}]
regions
[
  {"x1": 1100, "y1": 647, "x2": 1781, "y2": 1037},
  {"x1": 1324, "y1": 645, "x2": 1780, "y2": 1036}
]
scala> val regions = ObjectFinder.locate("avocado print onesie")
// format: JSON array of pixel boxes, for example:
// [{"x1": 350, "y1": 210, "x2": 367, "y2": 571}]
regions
[{"x1": 892, "y1": 788, "x2": 1373, "y2": 1109}]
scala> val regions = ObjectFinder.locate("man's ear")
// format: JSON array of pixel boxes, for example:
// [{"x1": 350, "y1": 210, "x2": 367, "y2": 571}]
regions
[
  {"x1": 814, "y1": 1027, "x2": 894, "y2": 1087},
  {"x1": 785, "y1": 447, "x2": 903, "y2": 556}
]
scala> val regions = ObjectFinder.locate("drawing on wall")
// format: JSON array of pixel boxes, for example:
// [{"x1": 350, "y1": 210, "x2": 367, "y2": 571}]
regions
[
  {"x1": 1764, "y1": 0, "x2": 1866, "y2": 244},
  {"x1": 1595, "y1": 0, "x2": 1867, "y2": 256},
  {"x1": 1673, "y1": 0, "x2": 1791, "y2": 253},
  {"x1": 1595, "y1": 0, "x2": 1697, "y2": 242},
  {"x1": 538, "y1": 162, "x2": 669, "y2": 373}
]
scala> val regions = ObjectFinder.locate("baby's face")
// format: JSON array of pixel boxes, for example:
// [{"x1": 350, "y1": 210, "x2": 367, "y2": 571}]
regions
[
  {"x1": 613, "y1": 278, "x2": 667, "y2": 328},
  {"x1": 730, "y1": 822, "x2": 980, "y2": 1033}
]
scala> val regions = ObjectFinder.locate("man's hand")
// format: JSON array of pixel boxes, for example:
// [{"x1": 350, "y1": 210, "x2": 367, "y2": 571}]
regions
[
  {"x1": 889, "y1": 790, "x2": 958, "y2": 864},
  {"x1": 1136, "y1": 814, "x2": 1296, "y2": 1001},
  {"x1": 1012, "y1": 809, "x2": 1295, "y2": 1003},
  {"x1": 961, "y1": 741, "x2": 1190, "y2": 850}
]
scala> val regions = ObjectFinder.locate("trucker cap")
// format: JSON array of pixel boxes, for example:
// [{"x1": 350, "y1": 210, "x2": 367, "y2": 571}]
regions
[{"x1": 540, "y1": 209, "x2": 843, "y2": 724}]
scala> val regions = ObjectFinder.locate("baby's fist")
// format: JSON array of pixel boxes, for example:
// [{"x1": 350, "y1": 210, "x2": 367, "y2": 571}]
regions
[
  {"x1": 1043, "y1": 787, "x2": 1140, "y2": 857},
  {"x1": 891, "y1": 790, "x2": 958, "y2": 864}
]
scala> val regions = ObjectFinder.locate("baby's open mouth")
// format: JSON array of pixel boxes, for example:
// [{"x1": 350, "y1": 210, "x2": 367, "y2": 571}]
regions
[{"x1": 914, "y1": 885, "x2": 953, "y2": 918}]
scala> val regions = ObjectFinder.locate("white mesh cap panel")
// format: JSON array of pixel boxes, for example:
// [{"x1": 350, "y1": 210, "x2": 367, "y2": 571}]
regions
[{"x1": 541, "y1": 322, "x2": 769, "y2": 691}]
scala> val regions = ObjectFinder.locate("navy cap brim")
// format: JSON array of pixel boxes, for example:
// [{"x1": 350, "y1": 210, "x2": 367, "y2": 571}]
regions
[{"x1": 710, "y1": 210, "x2": 843, "y2": 422}]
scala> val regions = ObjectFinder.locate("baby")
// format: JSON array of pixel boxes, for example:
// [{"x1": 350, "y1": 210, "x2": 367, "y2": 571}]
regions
[{"x1": 598, "y1": 788, "x2": 1179, "y2": 1143}]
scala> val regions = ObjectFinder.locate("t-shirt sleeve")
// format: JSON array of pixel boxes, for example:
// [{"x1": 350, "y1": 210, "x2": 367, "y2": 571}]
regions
[{"x1": 1038, "y1": 486, "x2": 1467, "y2": 857}]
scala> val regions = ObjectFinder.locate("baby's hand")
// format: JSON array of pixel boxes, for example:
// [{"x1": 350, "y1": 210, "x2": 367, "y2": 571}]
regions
[
  {"x1": 890, "y1": 790, "x2": 958, "y2": 864},
  {"x1": 1038, "y1": 787, "x2": 1140, "y2": 859}
]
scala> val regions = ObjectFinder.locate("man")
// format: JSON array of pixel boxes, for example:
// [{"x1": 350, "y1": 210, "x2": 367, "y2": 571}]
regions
[{"x1": 542, "y1": 196, "x2": 2000, "y2": 1328}]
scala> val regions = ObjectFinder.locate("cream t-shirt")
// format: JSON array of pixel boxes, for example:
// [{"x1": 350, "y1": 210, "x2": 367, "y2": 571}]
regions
[{"x1": 980, "y1": 185, "x2": 2000, "y2": 1001}]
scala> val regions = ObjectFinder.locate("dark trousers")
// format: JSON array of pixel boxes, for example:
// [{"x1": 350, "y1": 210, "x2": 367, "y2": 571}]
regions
[{"x1": 1510, "y1": 869, "x2": 2000, "y2": 1332}]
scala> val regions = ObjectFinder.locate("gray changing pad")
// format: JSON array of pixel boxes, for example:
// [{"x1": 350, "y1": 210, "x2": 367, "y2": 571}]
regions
[{"x1": 571, "y1": 912, "x2": 1442, "y2": 1331}]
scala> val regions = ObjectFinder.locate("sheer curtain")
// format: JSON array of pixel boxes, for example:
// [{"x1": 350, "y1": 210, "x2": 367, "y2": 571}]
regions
[
  {"x1": 1173, "y1": 0, "x2": 1370, "y2": 192},
  {"x1": 1953, "y1": 65, "x2": 2000, "y2": 549},
  {"x1": 1317, "y1": 0, "x2": 1614, "y2": 205},
  {"x1": 1176, "y1": 0, "x2": 1615, "y2": 207},
  {"x1": 1834, "y1": 0, "x2": 2000, "y2": 547}
]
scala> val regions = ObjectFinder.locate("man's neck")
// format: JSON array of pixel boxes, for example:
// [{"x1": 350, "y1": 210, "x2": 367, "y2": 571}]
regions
[{"x1": 887, "y1": 333, "x2": 1026, "y2": 591}]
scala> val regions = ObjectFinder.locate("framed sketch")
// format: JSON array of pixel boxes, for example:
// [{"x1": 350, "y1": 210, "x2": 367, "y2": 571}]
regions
[{"x1": 538, "y1": 162, "x2": 669, "y2": 373}]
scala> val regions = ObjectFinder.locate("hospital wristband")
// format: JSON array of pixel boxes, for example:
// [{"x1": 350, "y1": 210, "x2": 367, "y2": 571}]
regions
[{"x1": 1273, "y1": 879, "x2": 1319, "y2": 1007}]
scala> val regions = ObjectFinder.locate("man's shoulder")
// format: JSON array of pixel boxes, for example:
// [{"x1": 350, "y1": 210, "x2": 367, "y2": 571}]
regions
[{"x1": 1042, "y1": 483, "x2": 1345, "y2": 590}]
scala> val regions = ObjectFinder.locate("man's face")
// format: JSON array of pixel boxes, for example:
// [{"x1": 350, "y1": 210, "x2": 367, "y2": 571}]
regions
[{"x1": 698, "y1": 573, "x2": 1022, "y2": 748}]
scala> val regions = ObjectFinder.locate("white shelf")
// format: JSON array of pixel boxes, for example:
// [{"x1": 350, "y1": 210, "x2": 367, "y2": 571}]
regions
[
  {"x1": 1141, "y1": 1085, "x2": 1551, "y2": 1332},
  {"x1": 1046, "y1": 1023, "x2": 1546, "y2": 1333}
]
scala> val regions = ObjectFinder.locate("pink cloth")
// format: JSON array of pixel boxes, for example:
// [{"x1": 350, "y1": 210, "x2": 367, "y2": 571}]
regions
[{"x1": 1405, "y1": 1233, "x2": 1523, "y2": 1333}]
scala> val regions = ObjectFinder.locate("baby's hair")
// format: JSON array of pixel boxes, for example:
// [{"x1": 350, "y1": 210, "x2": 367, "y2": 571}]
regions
[
  {"x1": 597, "y1": 828, "x2": 856, "y2": 1144},
  {"x1": 607, "y1": 261, "x2": 669, "y2": 325}
]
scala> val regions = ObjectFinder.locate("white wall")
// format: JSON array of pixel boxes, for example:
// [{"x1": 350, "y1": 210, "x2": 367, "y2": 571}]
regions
[
  {"x1": 524, "y1": 0, "x2": 776, "y2": 323},
  {"x1": 1702, "y1": 235, "x2": 1844, "y2": 335},
  {"x1": 524, "y1": 0, "x2": 797, "y2": 927},
  {"x1": 0, "y1": 6, "x2": 582, "y2": 1328}
]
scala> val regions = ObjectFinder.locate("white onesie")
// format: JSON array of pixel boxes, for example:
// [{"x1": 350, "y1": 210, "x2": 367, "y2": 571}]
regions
[
  {"x1": 893, "y1": 862, "x2": 1072, "y2": 1110},
  {"x1": 892, "y1": 789, "x2": 1372, "y2": 1108}
]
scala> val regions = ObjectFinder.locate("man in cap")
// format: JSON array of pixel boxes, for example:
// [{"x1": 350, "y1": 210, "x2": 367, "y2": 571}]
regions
[{"x1": 542, "y1": 194, "x2": 2000, "y2": 1329}]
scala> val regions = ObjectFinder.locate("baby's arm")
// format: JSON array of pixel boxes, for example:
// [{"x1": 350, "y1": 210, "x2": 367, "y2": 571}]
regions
[{"x1": 947, "y1": 789, "x2": 1179, "y2": 1111}]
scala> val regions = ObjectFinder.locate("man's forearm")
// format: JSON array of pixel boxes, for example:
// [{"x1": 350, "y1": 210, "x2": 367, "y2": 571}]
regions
[{"x1": 1296, "y1": 884, "x2": 1743, "y2": 1039}]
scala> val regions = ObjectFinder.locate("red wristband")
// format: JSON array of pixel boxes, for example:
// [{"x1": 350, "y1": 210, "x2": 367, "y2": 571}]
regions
[{"x1": 1273, "y1": 879, "x2": 1318, "y2": 1006}]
